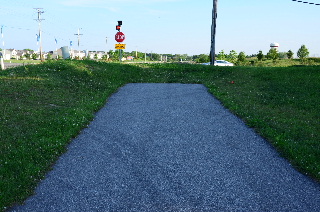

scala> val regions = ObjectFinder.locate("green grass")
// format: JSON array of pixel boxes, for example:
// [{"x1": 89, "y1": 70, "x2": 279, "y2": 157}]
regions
[
  {"x1": 0, "y1": 60, "x2": 319, "y2": 211},
  {"x1": 235, "y1": 58, "x2": 320, "y2": 67}
]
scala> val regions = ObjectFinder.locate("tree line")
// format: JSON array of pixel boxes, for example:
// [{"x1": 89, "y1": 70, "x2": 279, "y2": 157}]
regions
[
  {"x1": 1, "y1": 45, "x2": 312, "y2": 64},
  {"x1": 193, "y1": 44, "x2": 311, "y2": 65}
]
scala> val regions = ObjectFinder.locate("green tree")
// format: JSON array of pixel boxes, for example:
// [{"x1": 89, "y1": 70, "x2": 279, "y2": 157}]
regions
[
  {"x1": 137, "y1": 52, "x2": 144, "y2": 59},
  {"x1": 114, "y1": 50, "x2": 121, "y2": 61},
  {"x1": 24, "y1": 53, "x2": 31, "y2": 60},
  {"x1": 195, "y1": 54, "x2": 210, "y2": 63},
  {"x1": 279, "y1": 52, "x2": 287, "y2": 59},
  {"x1": 227, "y1": 50, "x2": 238, "y2": 64},
  {"x1": 179, "y1": 54, "x2": 190, "y2": 61},
  {"x1": 153, "y1": 53, "x2": 161, "y2": 61},
  {"x1": 287, "y1": 50, "x2": 294, "y2": 59},
  {"x1": 217, "y1": 50, "x2": 226, "y2": 60},
  {"x1": 108, "y1": 50, "x2": 115, "y2": 60},
  {"x1": 32, "y1": 53, "x2": 38, "y2": 60},
  {"x1": 46, "y1": 53, "x2": 52, "y2": 60},
  {"x1": 237, "y1": 51, "x2": 246, "y2": 63},
  {"x1": 267, "y1": 48, "x2": 279, "y2": 62},
  {"x1": 257, "y1": 50, "x2": 264, "y2": 61},
  {"x1": 297, "y1": 45, "x2": 309, "y2": 61},
  {"x1": 101, "y1": 54, "x2": 108, "y2": 61}
]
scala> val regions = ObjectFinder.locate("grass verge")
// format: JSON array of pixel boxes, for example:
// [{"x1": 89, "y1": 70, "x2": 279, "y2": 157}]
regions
[{"x1": 0, "y1": 60, "x2": 319, "y2": 211}]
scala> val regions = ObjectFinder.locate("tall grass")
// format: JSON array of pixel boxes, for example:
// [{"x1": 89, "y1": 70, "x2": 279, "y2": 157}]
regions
[{"x1": 0, "y1": 60, "x2": 319, "y2": 211}]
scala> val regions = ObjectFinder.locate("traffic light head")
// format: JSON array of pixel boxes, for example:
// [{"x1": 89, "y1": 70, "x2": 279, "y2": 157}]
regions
[
  {"x1": 118, "y1": 21, "x2": 122, "y2": 26},
  {"x1": 116, "y1": 25, "x2": 121, "y2": 31}
]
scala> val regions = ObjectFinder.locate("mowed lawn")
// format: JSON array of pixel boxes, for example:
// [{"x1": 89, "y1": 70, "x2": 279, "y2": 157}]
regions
[{"x1": 0, "y1": 60, "x2": 319, "y2": 211}]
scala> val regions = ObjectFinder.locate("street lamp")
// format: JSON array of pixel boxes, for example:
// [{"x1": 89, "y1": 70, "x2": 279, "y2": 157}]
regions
[{"x1": 210, "y1": 0, "x2": 218, "y2": 65}]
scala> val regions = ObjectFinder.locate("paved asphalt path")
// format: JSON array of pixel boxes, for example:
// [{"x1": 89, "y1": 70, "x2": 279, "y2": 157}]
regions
[
  {"x1": 11, "y1": 83, "x2": 320, "y2": 212},
  {"x1": 3, "y1": 62, "x2": 24, "y2": 69}
]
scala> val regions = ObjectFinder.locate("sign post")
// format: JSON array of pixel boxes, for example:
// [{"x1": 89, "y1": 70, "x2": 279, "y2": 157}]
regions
[{"x1": 115, "y1": 23, "x2": 126, "y2": 62}]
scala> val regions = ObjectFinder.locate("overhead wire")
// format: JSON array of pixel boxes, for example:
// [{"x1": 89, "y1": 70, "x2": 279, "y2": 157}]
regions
[
  {"x1": 291, "y1": 0, "x2": 320, "y2": 5},
  {"x1": 1, "y1": 0, "x2": 113, "y2": 51}
]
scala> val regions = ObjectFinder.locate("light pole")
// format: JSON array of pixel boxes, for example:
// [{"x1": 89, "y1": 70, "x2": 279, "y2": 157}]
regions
[
  {"x1": 34, "y1": 8, "x2": 44, "y2": 61},
  {"x1": 210, "y1": 0, "x2": 217, "y2": 65},
  {"x1": 105, "y1": 37, "x2": 109, "y2": 60},
  {"x1": 74, "y1": 28, "x2": 83, "y2": 50}
]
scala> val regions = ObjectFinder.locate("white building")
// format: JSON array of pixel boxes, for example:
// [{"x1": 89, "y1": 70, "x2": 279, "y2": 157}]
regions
[{"x1": 2, "y1": 49, "x2": 17, "y2": 60}]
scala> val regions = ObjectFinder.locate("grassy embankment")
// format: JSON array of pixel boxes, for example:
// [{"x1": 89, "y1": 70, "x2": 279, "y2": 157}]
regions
[{"x1": 0, "y1": 60, "x2": 319, "y2": 211}]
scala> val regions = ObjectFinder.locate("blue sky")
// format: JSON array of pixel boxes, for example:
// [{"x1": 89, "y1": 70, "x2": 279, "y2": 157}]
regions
[{"x1": 1, "y1": 0, "x2": 320, "y2": 56}]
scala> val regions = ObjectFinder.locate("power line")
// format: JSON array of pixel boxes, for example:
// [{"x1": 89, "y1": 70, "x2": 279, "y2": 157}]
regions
[{"x1": 292, "y1": 0, "x2": 320, "y2": 5}]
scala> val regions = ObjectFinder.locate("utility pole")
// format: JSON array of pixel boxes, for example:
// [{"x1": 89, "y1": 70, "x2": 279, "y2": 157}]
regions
[
  {"x1": 210, "y1": 0, "x2": 217, "y2": 65},
  {"x1": 106, "y1": 37, "x2": 108, "y2": 53},
  {"x1": 135, "y1": 46, "x2": 138, "y2": 59},
  {"x1": 74, "y1": 28, "x2": 83, "y2": 49},
  {"x1": 1, "y1": 25, "x2": 5, "y2": 67},
  {"x1": 0, "y1": 27, "x2": 4, "y2": 68},
  {"x1": 34, "y1": 8, "x2": 45, "y2": 61}
]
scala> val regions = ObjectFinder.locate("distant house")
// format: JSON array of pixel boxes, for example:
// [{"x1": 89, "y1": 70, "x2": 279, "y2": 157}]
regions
[
  {"x1": 126, "y1": 56, "x2": 134, "y2": 61},
  {"x1": 16, "y1": 49, "x2": 35, "y2": 60},
  {"x1": 72, "y1": 50, "x2": 86, "y2": 59},
  {"x1": 16, "y1": 50, "x2": 25, "y2": 60},
  {"x1": 2, "y1": 49, "x2": 18, "y2": 60},
  {"x1": 50, "y1": 49, "x2": 63, "y2": 59},
  {"x1": 88, "y1": 51, "x2": 104, "y2": 60},
  {"x1": 1, "y1": 48, "x2": 111, "y2": 61}
]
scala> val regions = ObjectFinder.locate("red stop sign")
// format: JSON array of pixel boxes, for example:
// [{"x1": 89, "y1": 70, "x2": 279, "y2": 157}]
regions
[{"x1": 115, "y1": 32, "x2": 125, "y2": 43}]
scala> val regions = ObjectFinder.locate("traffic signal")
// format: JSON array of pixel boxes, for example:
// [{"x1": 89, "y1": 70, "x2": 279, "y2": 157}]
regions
[{"x1": 116, "y1": 21, "x2": 122, "y2": 31}]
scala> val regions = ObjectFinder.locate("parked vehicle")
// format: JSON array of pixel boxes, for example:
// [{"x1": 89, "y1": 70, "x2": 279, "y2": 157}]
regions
[
  {"x1": 215, "y1": 60, "x2": 234, "y2": 66},
  {"x1": 202, "y1": 60, "x2": 234, "y2": 66}
]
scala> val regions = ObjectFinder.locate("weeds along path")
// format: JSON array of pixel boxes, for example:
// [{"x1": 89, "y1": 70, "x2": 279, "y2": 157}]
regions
[{"x1": 10, "y1": 83, "x2": 320, "y2": 212}]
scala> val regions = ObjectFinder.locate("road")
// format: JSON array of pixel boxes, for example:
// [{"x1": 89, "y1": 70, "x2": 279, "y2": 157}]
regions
[
  {"x1": 10, "y1": 83, "x2": 320, "y2": 212},
  {"x1": 2, "y1": 62, "x2": 39, "y2": 70},
  {"x1": 3, "y1": 62, "x2": 23, "y2": 69}
]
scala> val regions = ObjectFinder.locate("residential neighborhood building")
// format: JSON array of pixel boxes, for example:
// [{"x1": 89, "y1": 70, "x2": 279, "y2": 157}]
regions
[
  {"x1": 2, "y1": 49, "x2": 17, "y2": 60},
  {"x1": 1, "y1": 49, "x2": 40, "y2": 60},
  {"x1": 1, "y1": 47, "x2": 112, "y2": 61}
]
